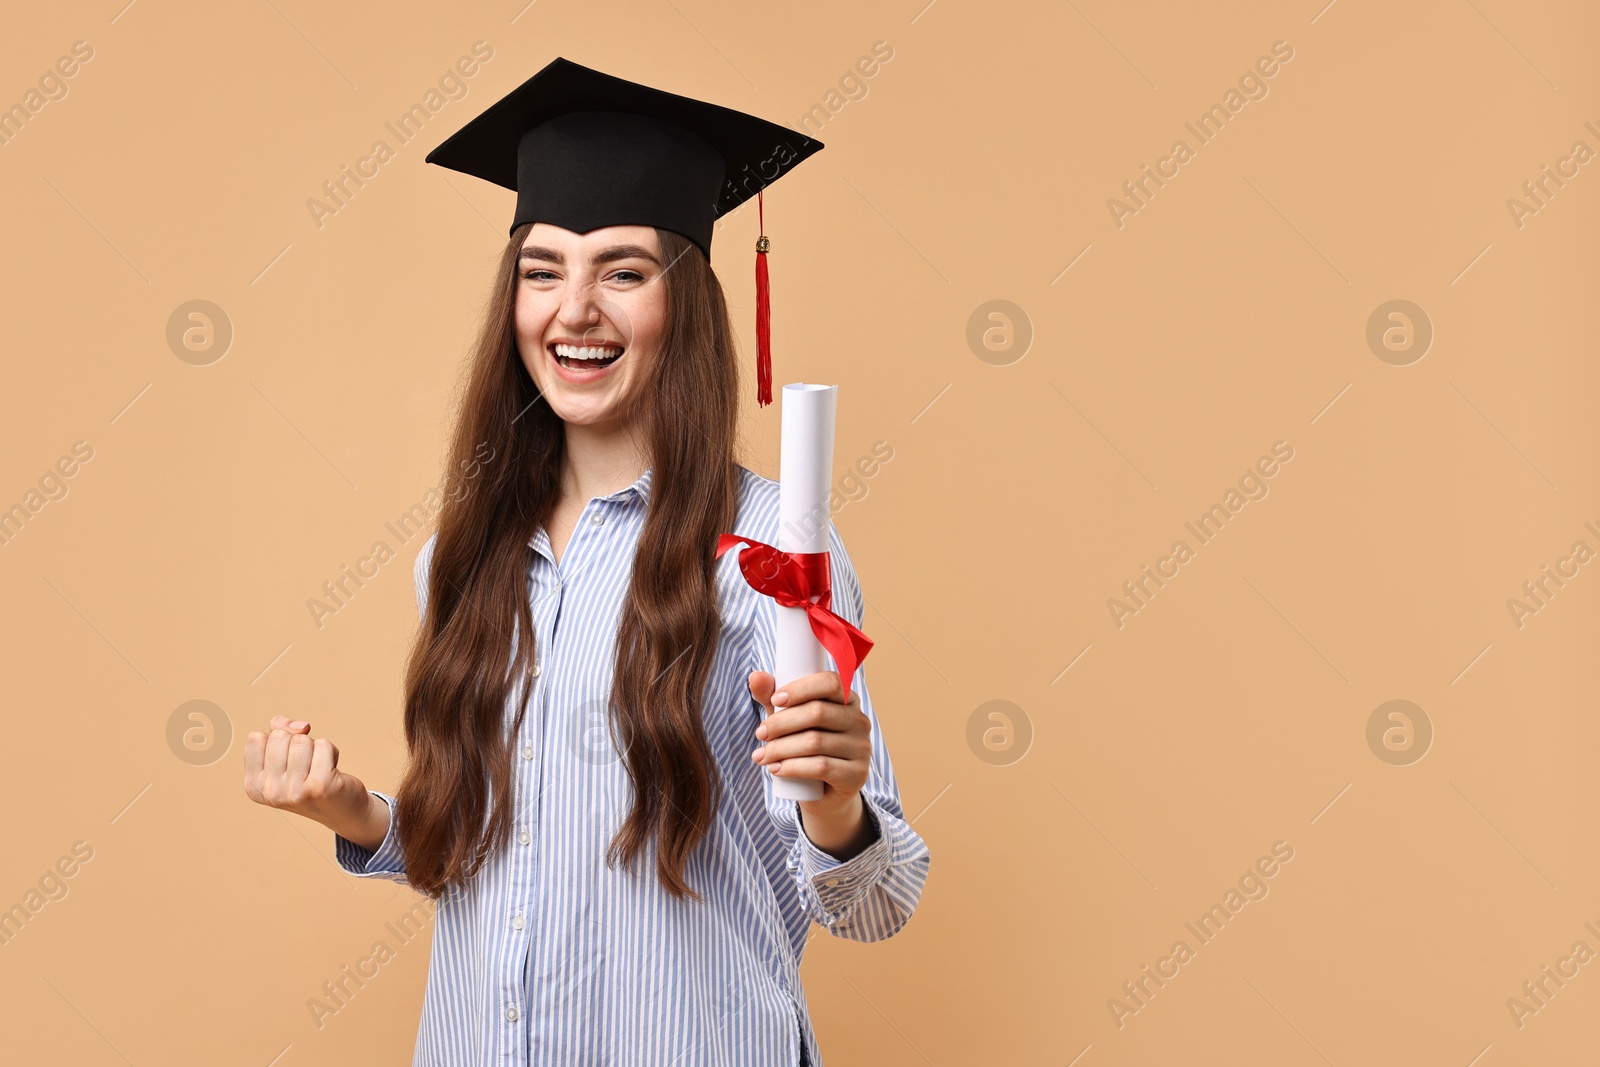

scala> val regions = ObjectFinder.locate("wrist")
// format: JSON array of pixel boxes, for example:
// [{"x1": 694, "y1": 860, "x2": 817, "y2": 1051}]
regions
[
  {"x1": 323, "y1": 789, "x2": 390, "y2": 853},
  {"x1": 798, "y1": 794, "x2": 877, "y2": 861}
]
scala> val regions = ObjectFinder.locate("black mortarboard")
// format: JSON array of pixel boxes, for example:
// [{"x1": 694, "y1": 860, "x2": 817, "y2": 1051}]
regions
[{"x1": 426, "y1": 58, "x2": 825, "y2": 406}]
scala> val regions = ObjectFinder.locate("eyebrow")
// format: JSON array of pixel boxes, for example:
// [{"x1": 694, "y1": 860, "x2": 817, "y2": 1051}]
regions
[{"x1": 518, "y1": 244, "x2": 662, "y2": 266}]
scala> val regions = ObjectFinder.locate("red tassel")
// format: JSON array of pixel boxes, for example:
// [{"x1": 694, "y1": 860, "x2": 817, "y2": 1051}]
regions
[{"x1": 754, "y1": 190, "x2": 772, "y2": 408}]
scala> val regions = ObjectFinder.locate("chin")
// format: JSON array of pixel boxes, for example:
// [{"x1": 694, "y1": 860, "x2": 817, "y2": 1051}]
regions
[{"x1": 545, "y1": 393, "x2": 629, "y2": 427}]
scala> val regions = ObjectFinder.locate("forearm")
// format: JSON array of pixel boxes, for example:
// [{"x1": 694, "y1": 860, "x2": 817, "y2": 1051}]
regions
[
  {"x1": 320, "y1": 790, "x2": 391, "y2": 853},
  {"x1": 798, "y1": 793, "x2": 878, "y2": 861}
]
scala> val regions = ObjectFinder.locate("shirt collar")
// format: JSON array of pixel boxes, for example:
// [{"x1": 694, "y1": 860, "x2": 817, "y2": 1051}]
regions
[
  {"x1": 599, "y1": 465, "x2": 653, "y2": 505},
  {"x1": 526, "y1": 466, "x2": 652, "y2": 553}
]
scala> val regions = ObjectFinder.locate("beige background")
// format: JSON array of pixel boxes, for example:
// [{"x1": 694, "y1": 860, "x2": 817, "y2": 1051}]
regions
[{"x1": 1, "y1": 0, "x2": 1596, "y2": 1063}]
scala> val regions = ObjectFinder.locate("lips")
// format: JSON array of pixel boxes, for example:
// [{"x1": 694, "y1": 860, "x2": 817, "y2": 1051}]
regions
[
  {"x1": 552, "y1": 341, "x2": 624, "y2": 368},
  {"x1": 548, "y1": 340, "x2": 625, "y2": 383}
]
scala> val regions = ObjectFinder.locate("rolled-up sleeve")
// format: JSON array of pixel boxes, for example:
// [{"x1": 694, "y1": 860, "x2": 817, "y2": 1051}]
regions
[
  {"x1": 334, "y1": 789, "x2": 409, "y2": 883},
  {"x1": 788, "y1": 790, "x2": 929, "y2": 941},
  {"x1": 754, "y1": 523, "x2": 932, "y2": 942}
]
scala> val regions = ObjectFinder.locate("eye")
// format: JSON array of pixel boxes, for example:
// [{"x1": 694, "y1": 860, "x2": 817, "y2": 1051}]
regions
[
  {"x1": 520, "y1": 269, "x2": 558, "y2": 282},
  {"x1": 607, "y1": 269, "x2": 646, "y2": 284}
]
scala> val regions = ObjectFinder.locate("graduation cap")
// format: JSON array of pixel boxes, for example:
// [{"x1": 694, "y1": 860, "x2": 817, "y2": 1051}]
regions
[{"x1": 425, "y1": 57, "x2": 825, "y2": 407}]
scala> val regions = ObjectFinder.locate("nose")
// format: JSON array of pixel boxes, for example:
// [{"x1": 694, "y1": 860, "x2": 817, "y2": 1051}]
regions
[{"x1": 557, "y1": 276, "x2": 601, "y2": 330}]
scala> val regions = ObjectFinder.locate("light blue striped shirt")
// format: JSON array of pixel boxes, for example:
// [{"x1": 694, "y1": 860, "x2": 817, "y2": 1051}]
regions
[{"x1": 334, "y1": 464, "x2": 931, "y2": 1066}]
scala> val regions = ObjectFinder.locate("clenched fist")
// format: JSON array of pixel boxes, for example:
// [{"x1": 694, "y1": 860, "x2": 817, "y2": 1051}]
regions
[{"x1": 244, "y1": 716, "x2": 390, "y2": 852}]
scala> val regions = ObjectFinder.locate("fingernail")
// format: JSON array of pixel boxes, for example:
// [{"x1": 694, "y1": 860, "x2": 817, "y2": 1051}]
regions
[
  {"x1": 768, "y1": 762, "x2": 781, "y2": 774},
  {"x1": 755, "y1": 724, "x2": 767, "y2": 739},
  {"x1": 289, "y1": 720, "x2": 308, "y2": 730},
  {"x1": 773, "y1": 691, "x2": 788, "y2": 706},
  {"x1": 750, "y1": 748, "x2": 763, "y2": 762}
]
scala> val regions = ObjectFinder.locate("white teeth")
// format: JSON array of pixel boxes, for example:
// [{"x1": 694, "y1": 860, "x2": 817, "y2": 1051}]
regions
[{"x1": 554, "y1": 343, "x2": 623, "y2": 361}]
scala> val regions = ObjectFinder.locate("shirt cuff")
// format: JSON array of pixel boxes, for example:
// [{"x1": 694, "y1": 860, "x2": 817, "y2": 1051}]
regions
[
  {"x1": 333, "y1": 790, "x2": 407, "y2": 879},
  {"x1": 795, "y1": 794, "x2": 893, "y2": 918}
]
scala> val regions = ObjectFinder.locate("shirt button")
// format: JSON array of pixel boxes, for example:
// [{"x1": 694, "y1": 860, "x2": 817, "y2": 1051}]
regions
[
  {"x1": 518, "y1": 830, "x2": 531, "y2": 846},
  {"x1": 532, "y1": 663, "x2": 542, "y2": 678},
  {"x1": 823, "y1": 878, "x2": 840, "y2": 887},
  {"x1": 506, "y1": 1006, "x2": 519, "y2": 1022},
  {"x1": 591, "y1": 512, "x2": 605, "y2": 526},
  {"x1": 522, "y1": 744, "x2": 534, "y2": 760},
  {"x1": 512, "y1": 914, "x2": 525, "y2": 930}
]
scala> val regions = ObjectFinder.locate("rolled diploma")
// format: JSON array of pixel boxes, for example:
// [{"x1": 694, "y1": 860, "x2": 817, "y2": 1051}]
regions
[{"x1": 771, "y1": 383, "x2": 837, "y2": 802}]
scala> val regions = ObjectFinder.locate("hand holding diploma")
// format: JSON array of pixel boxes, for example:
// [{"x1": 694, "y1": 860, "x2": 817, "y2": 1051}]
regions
[{"x1": 746, "y1": 668, "x2": 881, "y2": 861}]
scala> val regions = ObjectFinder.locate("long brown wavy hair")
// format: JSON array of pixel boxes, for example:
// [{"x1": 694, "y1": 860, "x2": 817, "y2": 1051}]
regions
[{"x1": 395, "y1": 223, "x2": 741, "y2": 902}]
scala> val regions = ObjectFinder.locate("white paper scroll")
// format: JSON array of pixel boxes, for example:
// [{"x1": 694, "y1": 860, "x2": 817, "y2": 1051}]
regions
[{"x1": 771, "y1": 383, "x2": 837, "y2": 802}]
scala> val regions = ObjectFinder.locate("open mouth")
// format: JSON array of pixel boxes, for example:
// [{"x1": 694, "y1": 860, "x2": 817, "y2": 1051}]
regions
[{"x1": 550, "y1": 341, "x2": 625, "y2": 371}]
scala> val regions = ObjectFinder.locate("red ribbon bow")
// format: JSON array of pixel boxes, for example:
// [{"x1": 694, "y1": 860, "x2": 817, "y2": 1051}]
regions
[{"x1": 715, "y1": 533, "x2": 874, "y2": 704}]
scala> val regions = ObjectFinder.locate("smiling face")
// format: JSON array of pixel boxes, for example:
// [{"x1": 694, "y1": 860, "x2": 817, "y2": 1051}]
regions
[{"x1": 514, "y1": 223, "x2": 671, "y2": 430}]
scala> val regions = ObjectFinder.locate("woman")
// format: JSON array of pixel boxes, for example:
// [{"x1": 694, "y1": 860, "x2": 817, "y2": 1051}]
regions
[{"x1": 242, "y1": 59, "x2": 930, "y2": 1066}]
